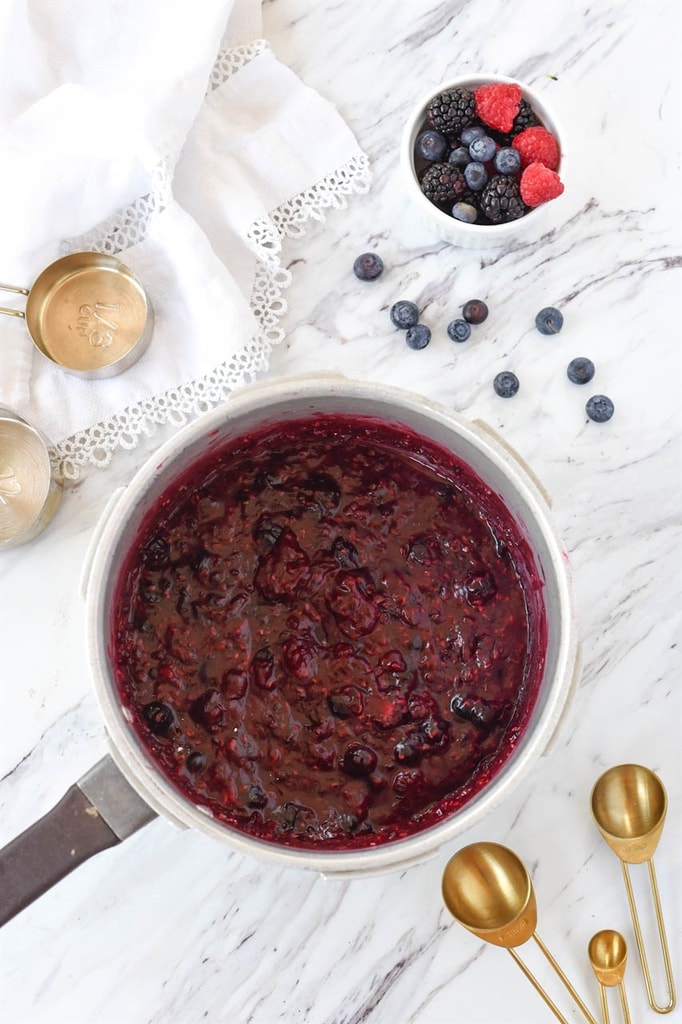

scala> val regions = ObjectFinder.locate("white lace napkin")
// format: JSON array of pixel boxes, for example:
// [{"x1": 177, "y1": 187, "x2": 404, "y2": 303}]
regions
[{"x1": 0, "y1": 0, "x2": 369, "y2": 478}]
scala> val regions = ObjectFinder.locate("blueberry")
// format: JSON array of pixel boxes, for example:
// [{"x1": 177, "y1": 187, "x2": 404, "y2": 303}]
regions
[
  {"x1": 447, "y1": 318, "x2": 472, "y2": 342},
  {"x1": 460, "y1": 125, "x2": 485, "y2": 146},
  {"x1": 405, "y1": 323, "x2": 431, "y2": 350},
  {"x1": 535, "y1": 306, "x2": 564, "y2": 335},
  {"x1": 469, "y1": 135, "x2": 497, "y2": 163},
  {"x1": 353, "y1": 252, "x2": 384, "y2": 281},
  {"x1": 586, "y1": 394, "x2": 615, "y2": 422},
  {"x1": 390, "y1": 300, "x2": 419, "y2": 329},
  {"x1": 464, "y1": 161, "x2": 488, "y2": 191},
  {"x1": 462, "y1": 299, "x2": 489, "y2": 325},
  {"x1": 448, "y1": 146, "x2": 471, "y2": 169},
  {"x1": 451, "y1": 202, "x2": 478, "y2": 224},
  {"x1": 567, "y1": 357, "x2": 595, "y2": 385},
  {"x1": 142, "y1": 700, "x2": 176, "y2": 736},
  {"x1": 186, "y1": 750, "x2": 207, "y2": 773},
  {"x1": 494, "y1": 147, "x2": 521, "y2": 175},
  {"x1": 341, "y1": 742, "x2": 377, "y2": 778},
  {"x1": 327, "y1": 685, "x2": 364, "y2": 718},
  {"x1": 415, "y1": 129, "x2": 448, "y2": 161},
  {"x1": 246, "y1": 785, "x2": 268, "y2": 809},
  {"x1": 493, "y1": 371, "x2": 520, "y2": 398}
]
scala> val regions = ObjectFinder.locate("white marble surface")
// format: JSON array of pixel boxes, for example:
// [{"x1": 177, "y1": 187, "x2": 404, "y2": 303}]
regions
[{"x1": 1, "y1": 1, "x2": 681, "y2": 1022}]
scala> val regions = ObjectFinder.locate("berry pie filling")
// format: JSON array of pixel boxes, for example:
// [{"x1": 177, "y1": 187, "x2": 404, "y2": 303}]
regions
[{"x1": 110, "y1": 415, "x2": 547, "y2": 851}]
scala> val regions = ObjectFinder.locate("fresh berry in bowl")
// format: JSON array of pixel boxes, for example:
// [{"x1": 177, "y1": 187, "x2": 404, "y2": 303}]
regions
[{"x1": 401, "y1": 75, "x2": 565, "y2": 248}]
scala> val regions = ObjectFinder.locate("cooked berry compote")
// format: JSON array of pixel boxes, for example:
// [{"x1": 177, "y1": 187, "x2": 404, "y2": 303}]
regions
[{"x1": 111, "y1": 415, "x2": 546, "y2": 851}]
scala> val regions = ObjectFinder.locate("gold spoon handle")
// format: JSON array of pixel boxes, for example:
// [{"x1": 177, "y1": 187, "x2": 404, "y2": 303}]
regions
[
  {"x1": 622, "y1": 858, "x2": 676, "y2": 1013},
  {"x1": 506, "y1": 946, "x2": 573, "y2": 1024},
  {"x1": 532, "y1": 933, "x2": 600, "y2": 1024},
  {"x1": 505, "y1": 940, "x2": 600, "y2": 1024},
  {"x1": 596, "y1": 981, "x2": 632, "y2": 1024}
]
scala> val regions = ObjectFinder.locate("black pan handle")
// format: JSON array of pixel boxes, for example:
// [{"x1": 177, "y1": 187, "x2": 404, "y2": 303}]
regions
[{"x1": 0, "y1": 754, "x2": 157, "y2": 927}]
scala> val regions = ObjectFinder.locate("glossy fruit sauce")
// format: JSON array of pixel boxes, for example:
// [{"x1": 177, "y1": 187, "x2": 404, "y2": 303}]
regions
[{"x1": 110, "y1": 414, "x2": 547, "y2": 851}]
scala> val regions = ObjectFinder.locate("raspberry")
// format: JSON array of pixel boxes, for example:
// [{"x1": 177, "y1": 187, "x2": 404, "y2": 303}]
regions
[
  {"x1": 474, "y1": 83, "x2": 522, "y2": 133},
  {"x1": 519, "y1": 162, "x2": 564, "y2": 207},
  {"x1": 512, "y1": 126, "x2": 560, "y2": 170}
]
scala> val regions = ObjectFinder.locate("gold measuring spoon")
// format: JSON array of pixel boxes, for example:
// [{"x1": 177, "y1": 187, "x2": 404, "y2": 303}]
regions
[
  {"x1": 591, "y1": 764, "x2": 675, "y2": 1014},
  {"x1": 588, "y1": 930, "x2": 632, "y2": 1024},
  {"x1": 442, "y1": 842, "x2": 598, "y2": 1024}
]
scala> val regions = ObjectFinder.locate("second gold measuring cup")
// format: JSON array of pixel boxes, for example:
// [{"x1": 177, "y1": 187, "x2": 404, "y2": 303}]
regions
[{"x1": 0, "y1": 252, "x2": 153, "y2": 379}]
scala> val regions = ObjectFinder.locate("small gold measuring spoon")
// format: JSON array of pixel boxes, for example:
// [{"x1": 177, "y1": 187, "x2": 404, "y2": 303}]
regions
[
  {"x1": 588, "y1": 930, "x2": 632, "y2": 1024},
  {"x1": 442, "y1": 842, "x2": 598, "y2": 1024},
  {"x1": 591, "y1": 764, "x2": 675, "y2": 1014}
]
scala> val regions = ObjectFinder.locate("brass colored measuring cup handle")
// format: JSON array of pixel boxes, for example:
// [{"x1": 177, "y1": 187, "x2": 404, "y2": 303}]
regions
[{"x1": 0, "y1": 282, "x2": 29, "y2": 317}]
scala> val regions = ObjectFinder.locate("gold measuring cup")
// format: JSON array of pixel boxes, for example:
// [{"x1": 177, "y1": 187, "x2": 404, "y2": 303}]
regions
[
  {"x1": 591, "y1": 764, "x2": 675, "y2": 1014},
  {"x1": 588, "y1": 930, "x2": 632, "y2": 1024},
  {"x1": 442, "y1": 842, "x2": 598, "y2": 1024},
  {"x1": 0, "y1": 252, "x2": 153, "y2": 378},
  {"x1": 0, "y1": 405, "x2": 62, "y2": 549}
]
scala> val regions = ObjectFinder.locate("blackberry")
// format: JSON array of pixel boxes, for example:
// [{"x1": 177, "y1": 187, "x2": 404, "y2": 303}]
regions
[
  {"x1": 511, "y1": 98, "x2": 540, "y2": 136},
  {"x1": 425, "y1": 88, "x2": 476, "y2": 138},
  {"x1": 479, "y1": 175, "x2": 526, "y2": 223},
  {"x1": 420, "y1": 162, "x2": 467, "y2": 205}
]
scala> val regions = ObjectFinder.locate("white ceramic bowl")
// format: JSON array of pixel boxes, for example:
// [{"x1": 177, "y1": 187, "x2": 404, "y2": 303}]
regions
[
  {"x1": 85, "y1": 376, "x2": 579, "y2": 878},
  {"x1": 401, "y1": 74, "x2": 565, "y2": 248}
]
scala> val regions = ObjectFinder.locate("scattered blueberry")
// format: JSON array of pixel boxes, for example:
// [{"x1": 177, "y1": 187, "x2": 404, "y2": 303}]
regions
[
  {"x1": 142, "y1": 700, "x2": 176, "y2": 736},
  {"x1": 567, "y1": 357, "x2": 595, "y2": 385},
  {"x1": 469, "y1": 135, "x2": 497, "y2": 163},
  {"x1": 535, "y1": 306, "x2": 564, "y2": 335},
  {"x1": 464, "y1": 161, "x2": 488, "y2": 191},
  {"x1": 460, "y1": 125, "x2": 486, "y2": 146},
  {"x1": 451, "y1": 201, "x2": 478, "y2": 223},
  {"x1": 341, "y1": 742, "x2": 378, "y2": 778},
  {"x1": 494, "y1": 147, "x2": 521, "y2": 176},
  {"x1": 390, "y1": 300, "x2": 419, "y2": 329},
  {"x1": 415, "y1": 129, "x2": 448, "y2": 161},
  {"x1": 353, "y1": 252, "x2": 384, "y2": 281},
  {"x1": 405, "y1": 323, "x2": 431, "y2": 350},
  {"x1": 586, "y1": 394, "x2": 615, "y2": 422},
  {"x1": 494, "y1": 371, "x2": 520, "y2": 398},
  {"x1": 448, "y1": 146, "x2": 471, "y2": 169},
  {"x1": 462, "y1": 299, "x2": 489, "y2": 325},
  {"x1": 447, "y1": 318, "x2": 472, "y2": 342}
]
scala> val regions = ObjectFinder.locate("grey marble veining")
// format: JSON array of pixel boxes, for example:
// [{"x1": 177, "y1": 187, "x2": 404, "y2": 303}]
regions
[{"x1": 1, "y1": 1, "x2": 681, "y2": 1022}]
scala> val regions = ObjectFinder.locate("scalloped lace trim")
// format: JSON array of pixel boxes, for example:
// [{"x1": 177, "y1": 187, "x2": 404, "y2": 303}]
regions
[{"x1": 52, "y1": 35, "x2": 371, "y2": 479}]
